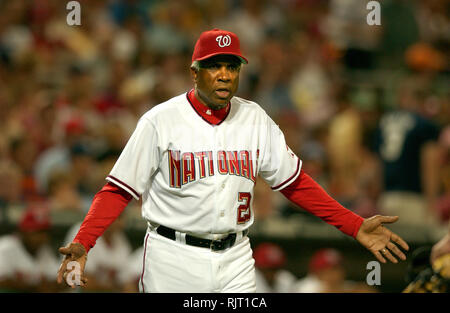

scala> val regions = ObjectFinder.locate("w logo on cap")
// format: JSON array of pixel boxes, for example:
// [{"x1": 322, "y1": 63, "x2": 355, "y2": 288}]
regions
[{"x1": 216, "y1": 35, "x2": 231, "y2": 48}]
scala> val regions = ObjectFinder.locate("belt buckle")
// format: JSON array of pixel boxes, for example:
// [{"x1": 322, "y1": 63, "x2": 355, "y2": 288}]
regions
[
  {"x1": 211, "y1": 239, "x2": 224, "y2": 251},
  {"x1": 211, "y1": 234, "x2": 235, "y2": 251}
]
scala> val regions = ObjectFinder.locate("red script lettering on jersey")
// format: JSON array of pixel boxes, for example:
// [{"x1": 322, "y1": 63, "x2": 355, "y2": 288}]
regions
[{"x1": 168, "y1": 149, "x2": 258, "y2": 188}]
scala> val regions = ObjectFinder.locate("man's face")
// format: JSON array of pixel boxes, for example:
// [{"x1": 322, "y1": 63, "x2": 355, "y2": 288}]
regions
[
  {"x1": 191, "y1": 55, "x2": 241, "y2": 110},
  {"x1": 21, "y1": 230, "x2": 49, "y2": 254}
]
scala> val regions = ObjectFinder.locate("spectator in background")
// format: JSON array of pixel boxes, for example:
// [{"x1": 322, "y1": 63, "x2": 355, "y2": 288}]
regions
[
  {"x1": 117, "y1": 69, "x2": 158, "y2": 133},
  {"x1": 217, "y1": 0, "x2": 282, "y2": 55},
  {"x1": 253, "y1": 36, "x2": 297, "y2": 119},
  {"x1": 9, "y1": 135, "x2": 41, "y2": 202},
  {"x1": 379, "y1": 0, "x2": 421, "y2": 68},
  {"x1": 32, "y1": 117, "x2": 87, "y2": 197},
  {"x1": 415, "y1": 0, "x2": 450, "y2": 48},
  {"x1": 299, "y1": 139, "x2": 328, "y2": 187},
  {"x1": 323, "y1": 0, "x2": 382, "y2": 70},
  {"x1": 47, "y1": 168, "x2": 84, "y2": 213},
  {"x1": 253, "y1": 242, "x2": 297, "y2": 293},
  {"x1": 288, "y1": 38, "x2": 335, "y2": 130},
  {"x1": 374, "y1": 79, "x2": 442, "y2": 227},
  {"x1": 68, "y1": 142, "x2": 98, "y2": 209},
  {"x1": 294, "y1": 248, "x2": 376, "y2": 293},
  {"x1": 327, "y1": 86, "x2": 382, "y2": 218},
  {"x1": 0, "y1": 160, "x2": 24, "y2": 223},
  {"x1": 0, "y1": 208, "x2": 62, "y2": 292},
  {"x1": 327, "y1": 86, "x2": 381, "y2": 214}
]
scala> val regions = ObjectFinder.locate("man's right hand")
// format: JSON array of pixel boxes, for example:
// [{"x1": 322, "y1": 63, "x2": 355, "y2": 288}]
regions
[{"x1": 57, "y1": 242, "x2": 88, "y2": 288}]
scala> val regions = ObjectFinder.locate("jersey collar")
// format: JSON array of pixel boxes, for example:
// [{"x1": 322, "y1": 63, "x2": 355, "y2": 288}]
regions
[{"x1": 186, "y1": 89, "x2": 230, "y2": 126}]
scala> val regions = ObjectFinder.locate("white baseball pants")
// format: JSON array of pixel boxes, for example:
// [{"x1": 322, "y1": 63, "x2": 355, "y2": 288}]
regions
[{"x1": 138, "y1": 227, "x2": 256, "y2": 293}]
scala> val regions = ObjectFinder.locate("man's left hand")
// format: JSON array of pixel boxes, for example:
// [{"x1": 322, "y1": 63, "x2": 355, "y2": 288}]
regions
[{"x1": 356, "y1": 215, "x2": 409, "y2": 263}]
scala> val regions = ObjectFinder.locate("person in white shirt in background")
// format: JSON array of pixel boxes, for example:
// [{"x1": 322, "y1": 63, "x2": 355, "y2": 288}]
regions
[
  {"x1": 0, "y1": 207, "x2": 62, "y2": 292},
  {"x1": 253, "y1": 242, "x2": 297, "y2": 293},
  {"x1": 294, "y1": 248, "x2": 377, "y2": 293}
]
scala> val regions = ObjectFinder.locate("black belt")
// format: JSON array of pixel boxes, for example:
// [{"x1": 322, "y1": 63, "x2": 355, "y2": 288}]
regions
[{"x1": 156, "y1": 225, "x2": 249, "y2": 251}]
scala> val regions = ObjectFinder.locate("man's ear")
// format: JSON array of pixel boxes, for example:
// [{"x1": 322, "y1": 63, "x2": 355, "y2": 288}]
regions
[{"x1": 190, "y1": 67, "x2": 198, "y2": 82}]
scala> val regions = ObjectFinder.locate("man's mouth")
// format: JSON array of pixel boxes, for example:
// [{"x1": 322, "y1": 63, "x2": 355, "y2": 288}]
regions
[{"x1": 215, "y1": 88, "x2": 230, "y2": 98}]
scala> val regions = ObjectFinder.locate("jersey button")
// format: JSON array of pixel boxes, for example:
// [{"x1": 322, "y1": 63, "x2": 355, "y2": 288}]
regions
[
  {"x1": 220, "y1": 210, "x2": 225, "y2": 217},
  {"x1": 221, "y1": 183, "x2": 225, "y2": 189}
]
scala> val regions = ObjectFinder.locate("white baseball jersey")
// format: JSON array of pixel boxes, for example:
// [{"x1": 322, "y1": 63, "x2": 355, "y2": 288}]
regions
[
  {"x1": 107, "y1": 92, "x2": 301, "y2": 237},
  {"x1": 255, "y1": 269, "x2": 298, "y2": 293},
  {"x1": 0, "y1": 235, "x2": 60, "y2": 285},
  {"x1": 294, "y1": 274, "x2": 359, "y2": 293}
]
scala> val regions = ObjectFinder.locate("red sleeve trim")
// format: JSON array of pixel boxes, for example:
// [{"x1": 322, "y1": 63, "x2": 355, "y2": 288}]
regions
[
  {"x1": 106, "y1": 175, "x2": 140, "y2": 200},
  {"x1": 73, "y1": 182, "x2": 132, "y2": 253},
  {"x1": 279, "y1": 170, "x2": 364, "y2": 238},
  {"x1": 271, "y1": 158, "x2": 301, "y2": 191}
]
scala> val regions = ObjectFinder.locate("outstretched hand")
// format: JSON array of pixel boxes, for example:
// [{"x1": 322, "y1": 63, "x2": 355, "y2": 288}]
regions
[
  {"x1": 356, "y1": 215, "x2": 409, "y2": 264},
  {"x1": 56, "y1": 242, "x2": 88, "y2": 288}
]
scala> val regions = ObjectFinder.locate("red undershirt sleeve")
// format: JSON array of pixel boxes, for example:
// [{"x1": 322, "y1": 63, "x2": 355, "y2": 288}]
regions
[
  {"x1": 73, "y1": 182, "x2": 133, "y2": 253},
  {"x1": 279, "y1": 170, "x2": 364, "y2": 238}
]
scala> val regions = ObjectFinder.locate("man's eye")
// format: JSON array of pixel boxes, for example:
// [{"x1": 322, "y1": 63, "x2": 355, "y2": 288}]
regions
[
  {"x1": 204, "y1": 63, "x2": 238, "y2": 70},
  {"x1": 204, "y1": 64, "x2": 218, "y2": 70}
]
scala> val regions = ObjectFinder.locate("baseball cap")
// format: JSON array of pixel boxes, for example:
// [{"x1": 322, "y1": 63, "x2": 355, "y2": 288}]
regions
[
  {"x1": 19, "y1": 207, "x2": 51, "y2": 232},
  {"x1": 309, "y1": 248, "x2": 343, "y2": 273},
  {"x1": 253, "y1": 243, "x2": 286, "y2": 269},
  {"x1": 192, "y1": 28, "x2": 248, "y2": 64}
]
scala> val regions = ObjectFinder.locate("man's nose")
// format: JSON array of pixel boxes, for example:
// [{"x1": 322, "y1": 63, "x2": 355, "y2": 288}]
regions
[{"x1": 217, "y1": 66, "x2": 232, "y2": 81}]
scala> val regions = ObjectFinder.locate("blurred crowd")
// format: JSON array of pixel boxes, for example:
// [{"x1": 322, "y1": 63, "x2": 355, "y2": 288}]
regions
[
  {"x1": 0, "y1": 0, "x2": 449, "y2": 292},
  {"x1": 253, "y1": 243, "x2": 378, "y2": 293}
]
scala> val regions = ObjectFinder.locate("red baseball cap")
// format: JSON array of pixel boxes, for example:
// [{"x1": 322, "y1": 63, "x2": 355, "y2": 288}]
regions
[
  {"x1": 253, "y1": 243, "x2": 286, "y2": 269},
  {"x1": 192, "y1": 28, "x2": 248, "y2": 64},
  {"x1": 309, "y1": 248, "x2": 343, "y2": 273},
  {"x1": 19, "y1": 207, "x2": 51, "y2": 232}
]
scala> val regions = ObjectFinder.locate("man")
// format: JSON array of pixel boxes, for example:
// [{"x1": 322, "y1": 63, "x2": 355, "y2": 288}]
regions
[
  {"x1": 57, "y1": 29, "x2": 409, "y2": 293},
  {"x1": 374, "y1": 80, "x2": 441, "y2": 226},
  {"x1": 253, "y1": 242, "x2": 297, "y2": 293},
  {"x1": 0, "y1": 208, "x2": 62, "y2": 292},
  {"x1": 294, "y1": 248, "x2": 377, "y2": 293}
]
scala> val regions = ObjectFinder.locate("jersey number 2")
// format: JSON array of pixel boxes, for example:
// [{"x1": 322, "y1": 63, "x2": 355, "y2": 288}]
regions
[{"x1": 237, "y1": 192, "x2": 251, "y2": 224}]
